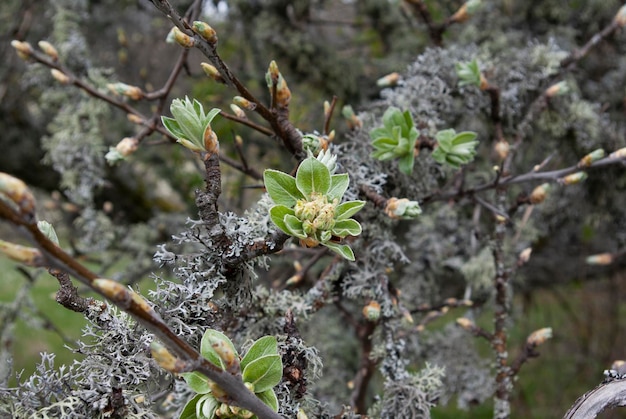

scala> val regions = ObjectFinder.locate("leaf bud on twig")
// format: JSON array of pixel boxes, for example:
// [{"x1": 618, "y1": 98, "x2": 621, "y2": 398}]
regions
[
  {"x1": 614, "y1": 4, "x2": 626, "y2": 27},
  {"x1": 526, "y1": 327, "x2": 553, "y2": 347},
  {"x1": 107, "y1": 82, "x2": 144, "y2": 100},
  {"x1": 50, "y1": 69, "x2": 71, "y2": 85},
  {"x1": 37, "y1": 220, "x2": 59, "y2": 245},
  {"x1": 376, "y1": 72, "x2": 401, "y2": 88},
  {"x1": 545, "y1": 81, "x2": 569, "y2": 98},
  {"x1": 577, "y1": 148, "x2": 605, "y2": 167},
  {"x1": 200, "y1": 62, "x2": 225, "y2": 84},
  {"x1": 384, "y1": 197, "x2": 422, "y2": 220},
  {"x1": 559, "y1": 171, "x2": 588, "y2": 185},
  {"x1": 0, "y1": 240, "x2": 44, "y2": 267},
  {"x1": 168, "y1": 27, "x2": 195, "y2": 48},
  {"x1": 341, "y1": 105, "x2": 362, "y2": 130},
  {"x1": 362, "y1": 301, "x2": 381, "y2": 322},
  {"x1": 456, "y1": 317, "x2": 475, "y2": 331},
  {"x1": 585, "y1": 253, "x2": 614, "y2": 265},
  {"x1": 493, "y1": 139, "x2": 510, "y2": 160},
  {"x1": 529, "y1": 183, "x2": 550, "y2": 204},
  {"x1": 450, "y1": 0, "x2": 481, "y2": 23},
  {"x1": 150, "y1": 341, "x2": 185, "y2": 373},
  {"x1": 37, "y1": 40, "x2": 59, "y2": 61},
  {"x1": 10, "y1": 40, "x2": 33, "y2": 59},
  {"x1": 233, "y1": 96, "x2": 256, "y2": 111},
  {"x1": 230, "y1": 104, "x2": 246, "y2": 119},
  {"x1": 0, "y1": 172, "x2": 36, "y2": 221},
  {"x1": 192, "y1": 21, "x2": 218, "y2": 44},
  {"x1": 609, "y1": 147, "x2": 626, "y2": 159}
]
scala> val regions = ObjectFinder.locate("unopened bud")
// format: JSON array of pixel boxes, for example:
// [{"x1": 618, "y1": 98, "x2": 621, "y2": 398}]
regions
[
  {"x1": 286, "y1": 274, "x2": 304, "y2": 286},
  {"x1": 203, "y1": 125, "x2": 219, "y2": 156},
  {"x1": 200, "y1": 62, "x2": 225, "y2": 84},
  {"x1": 212, "y1": 339, "x2": 239, "y2": 374},
  {"x1": 384, "y1": 197, "x2": 422, "y2": 220},
  {"x1": 151, "y1": 341, "x2": 185, "y2": 373},
  {"x1": 0, "y1": 172, "x2": 36, "y2": 221},
  {"x1": 402, "y1": 309, "x2": 414, "y2": 325},
  {"x1": 450, "y1": 0, "x2": 481, "y2": 23},
  {"x1": 192, "y1": 21, "x2": 218, "y2": 44},
  {"x1": 362, "y1": 301, "x2": 381, "y2": 321},
  {"x1": 559, "y1": 171, "x2": 587, "y2": 185},
  {"x1": 323, "y1": 101, "x2": 331, "y2": 119},
  {"x1": 493, "y1": 140, "x2": 510, "y2": 160},
  {"x1": 116, "y1": 137, "x2": 139, "y2": 157},
  {"x1": 169, "y1": 27, "x2": 195, "y2": 48},
  {"x1": 267, "y1": 60, "x2": 280, "y2": 85},
  {"x1": 235, "y1": 135, "x2": 244, "y2": 147},
  {"x1": 92, "y1": 278, "x2": 131, "y2": 305},
  {"x1": 230, "y1": 104, "x2": 246, "y2": 119},
  {"x1": 545, "y1": 81, "x2": 569, "y2": 98},
  {"x1": 456, "y1": 317, "x2": 475, "y2": 331},
  {"x1": 518, "y1": 247, "x2": 532, "y2": 265},
  {"x1": 297, "y1": 409, "x2": 309, "y2": 419},
  {"x1": 614, "y1": 4, "x2": 626, "y2": 27},
  {"x1": 342, "y1": 105, "x2": 362, "y2": 130},
  {"x1": 376, "y1": 72, "x2": 401, "y2": 88},
  {"x1": 233, "y1": 96, "x2": 256, "y2": 111},
  {"x1": 276, "y1": 75, "x2": 291, "y2": 107},
  {"x1": 37, "y1": 40, "x2": 59, "y2": 61},
  {"x1": 609, "y1": 147, "x2": 626, "y2": 159},
  {"x1": 578, "y1": 148, "x2": 605, "y2": 167},
  {"x1": 529, "y1": 183, "x2": 550, "y2": 204},
  {"x1": 0, "y1": 240, "x2": 44, "y2": 267},
  {"x1": 107, "y1": 82, "x2": 143, "y2": 100},
  {"x1": 586, "y1": 253, "x2": 614, "y2": 265},
  {"x1": 11, "y1": 40, "x2": 33, "y2": 59},
  {"x1": 127, "y1": 113, "x2": 144, "y2": 125},
  {"x1": 51, "y1": 69, "x2": 71, "y2": 85},
  {"x1": 527, "y1": 327, "x2": 552, "y2": 346}
]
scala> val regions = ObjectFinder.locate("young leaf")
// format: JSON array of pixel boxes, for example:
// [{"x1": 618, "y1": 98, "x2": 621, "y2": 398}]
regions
[
  {"x1": 200, "y1": 329, "x2": 238, "y2": 370},
  {"x1": 324, "y1": 241, "x2": 355, "y2": 261},
  {"x1": 179, "y1": 394, "x2": 204, "y2": 419},
  {"x1": 256, "y1": 389, "x2": 279, "y2": 412},
  {"x1": 161, "y1": 116, "x2": 185, "y2": 139},
  {"x1": 327, "y1": 173, "x2": 349, "y2": 202},
  {"x1": 398, "y1": 153, "x2": 415, "y2": 175},
  {"x1": 242, "y1": 354, "x2": 283, "y2": 393},
  {"x1": 269, "y1": 205, "x2": 295, "y2": 234},
  {"x1": 295, "y1": 157, "x2": 331, "y2": 197},
  {"x1": 264, "y1": 170, "x2": 303, "y2": 207},
  {"x1": 335, "y1": 201, "x2": 365, "y2": 220},
  {"x1": 198, "y1": 394, "x2": 219, "y2": 419},
  {"x1": 284, "y1": 214, "x2": 307, "y2": 239},
  {"x1": 241, "y1": 336, "x2": 278, "y2": 371},
  {"x1": 331, "y1": 219, "x2": 362, "y2": 237},
  {"x1": 181, "y1": 372, "x2": 211, "y2": 394}
]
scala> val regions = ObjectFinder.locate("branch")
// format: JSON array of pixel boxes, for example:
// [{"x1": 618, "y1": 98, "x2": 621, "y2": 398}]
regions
[
  {"x1": 0, "y1": 187, "x2": 282, "y2": 419},
  {"x1": 564, "y1": 379, "x2": 626, "y2": 419}
]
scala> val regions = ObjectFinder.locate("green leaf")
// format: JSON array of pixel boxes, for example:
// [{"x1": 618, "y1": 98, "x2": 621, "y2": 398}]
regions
[
  {"x1": 327, "y1": 174, "x2": 349, "y2": 202},
  {"x1": 181, "y1": 371, "x2": 211, "y2": 394},
  {"x1": 161, "y1": 116, "x2": 185, "y2": 139},
  {"x1": 331, "y1": 219, "x2": 362, "y2": 237},
  {"x1": 241, "y1": 336, "x2": 278, "y2": 371},
  {"x1": 335, "y1": 201, "x2": 365, "y2": 220},
  {"x1": 269, "y1": 205, "x2": 295, "y2": 234},
  {"x1": 263, "y1": 170, "x2": 303, "y2": 207},
  {"x1": 242, "y1": 354, "x2": 283, "y2": 393},
  {"x1": 369, "y1": 127, "x2": 390, "y2": 140},
  {"x1": 431, "y1": 148, "x2": 447, "y2": 165},
  {"x1": 453, "y1": 131, "x2": 478, "y2": 144},
  {"x1": 200, "y1": 329, "x2": 238, "y2": 370},
  {"x1": 180, "y1": 394, "x2": 204, "y2": 419},
  {"x1": 398, "y1": 153, "x2": 415, "y2": 175},
  {"x1": 256, "y1": 389, "x2": 279, "y2": 412},
  {"x1": 197, "y1": 394, "x2": 219, "y2": 419},
  {"x1": 323, "y1": 241, "x2": 355, "y2": 261},
  {"x1": 284, "y1": 214, "x2": 307, "y2": 239},
  {"x1": 205, "y1": 107, "x2": 221, "y2": 124},
  {"x1": 371, "y1": 136, "x2": 397, "y2": 149},
  {"x1": 295, "y1": 157, "x2": 331, "y2": 197}
]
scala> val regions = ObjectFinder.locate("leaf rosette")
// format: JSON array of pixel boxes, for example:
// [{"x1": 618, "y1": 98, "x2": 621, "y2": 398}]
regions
[
  {"x1": 264, "y1": 154, "x2": 365, "y2": 261},
  {"x1": 431, "y1": 129, "x2": 479, "y2": 169},
  {"x1": 369, "y1": 107, "x2": 419, "y2": 175}
]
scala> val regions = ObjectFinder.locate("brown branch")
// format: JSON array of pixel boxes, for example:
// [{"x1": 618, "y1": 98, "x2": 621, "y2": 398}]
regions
[
  {"x1": 560, "y1": 19, "x2": 621, "y2": 69},
  {"x1": 349, "y1": 321, "x2": 377, "y2": 413},
  {"x1": 0, "y1": 199, "x2": 281, "y2": 419},
  {"x1": 49, "y1": 268, "x2": 91, "y2": 313}
]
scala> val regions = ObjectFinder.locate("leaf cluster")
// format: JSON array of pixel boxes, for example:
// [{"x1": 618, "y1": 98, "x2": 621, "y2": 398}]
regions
[
  {"x1": 431, "y1": 129, "x2": 479, "y2": 169},
  {"x1": 369, "y1": 107, "x2": 419, "y2": 175},
  {"x1": 181, "y1": 331, "x2": 282, "y2": 419}
]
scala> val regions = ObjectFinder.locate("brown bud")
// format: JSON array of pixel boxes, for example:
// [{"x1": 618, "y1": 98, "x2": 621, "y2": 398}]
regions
[
  {"x1": 0, "y1": 172, "x2": 36, "y2": 221},
  {"x1": 527, "y1": 327, "x2": 552, "y2": 346},
  {"x1": 529, "y1": 183, "x2": 550, "y2": 204},
  {"x1": 51, "y1": 69, "x2": 71, "y2": 85},
  {"x1": 0, "y1": 240, "x2": 44, "y2": 267}
]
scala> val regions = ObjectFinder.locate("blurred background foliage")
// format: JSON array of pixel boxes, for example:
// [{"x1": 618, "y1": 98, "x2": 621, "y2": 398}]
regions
[{"x1": 2, "y1": 0, "x2": 626, "y2": 417}]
